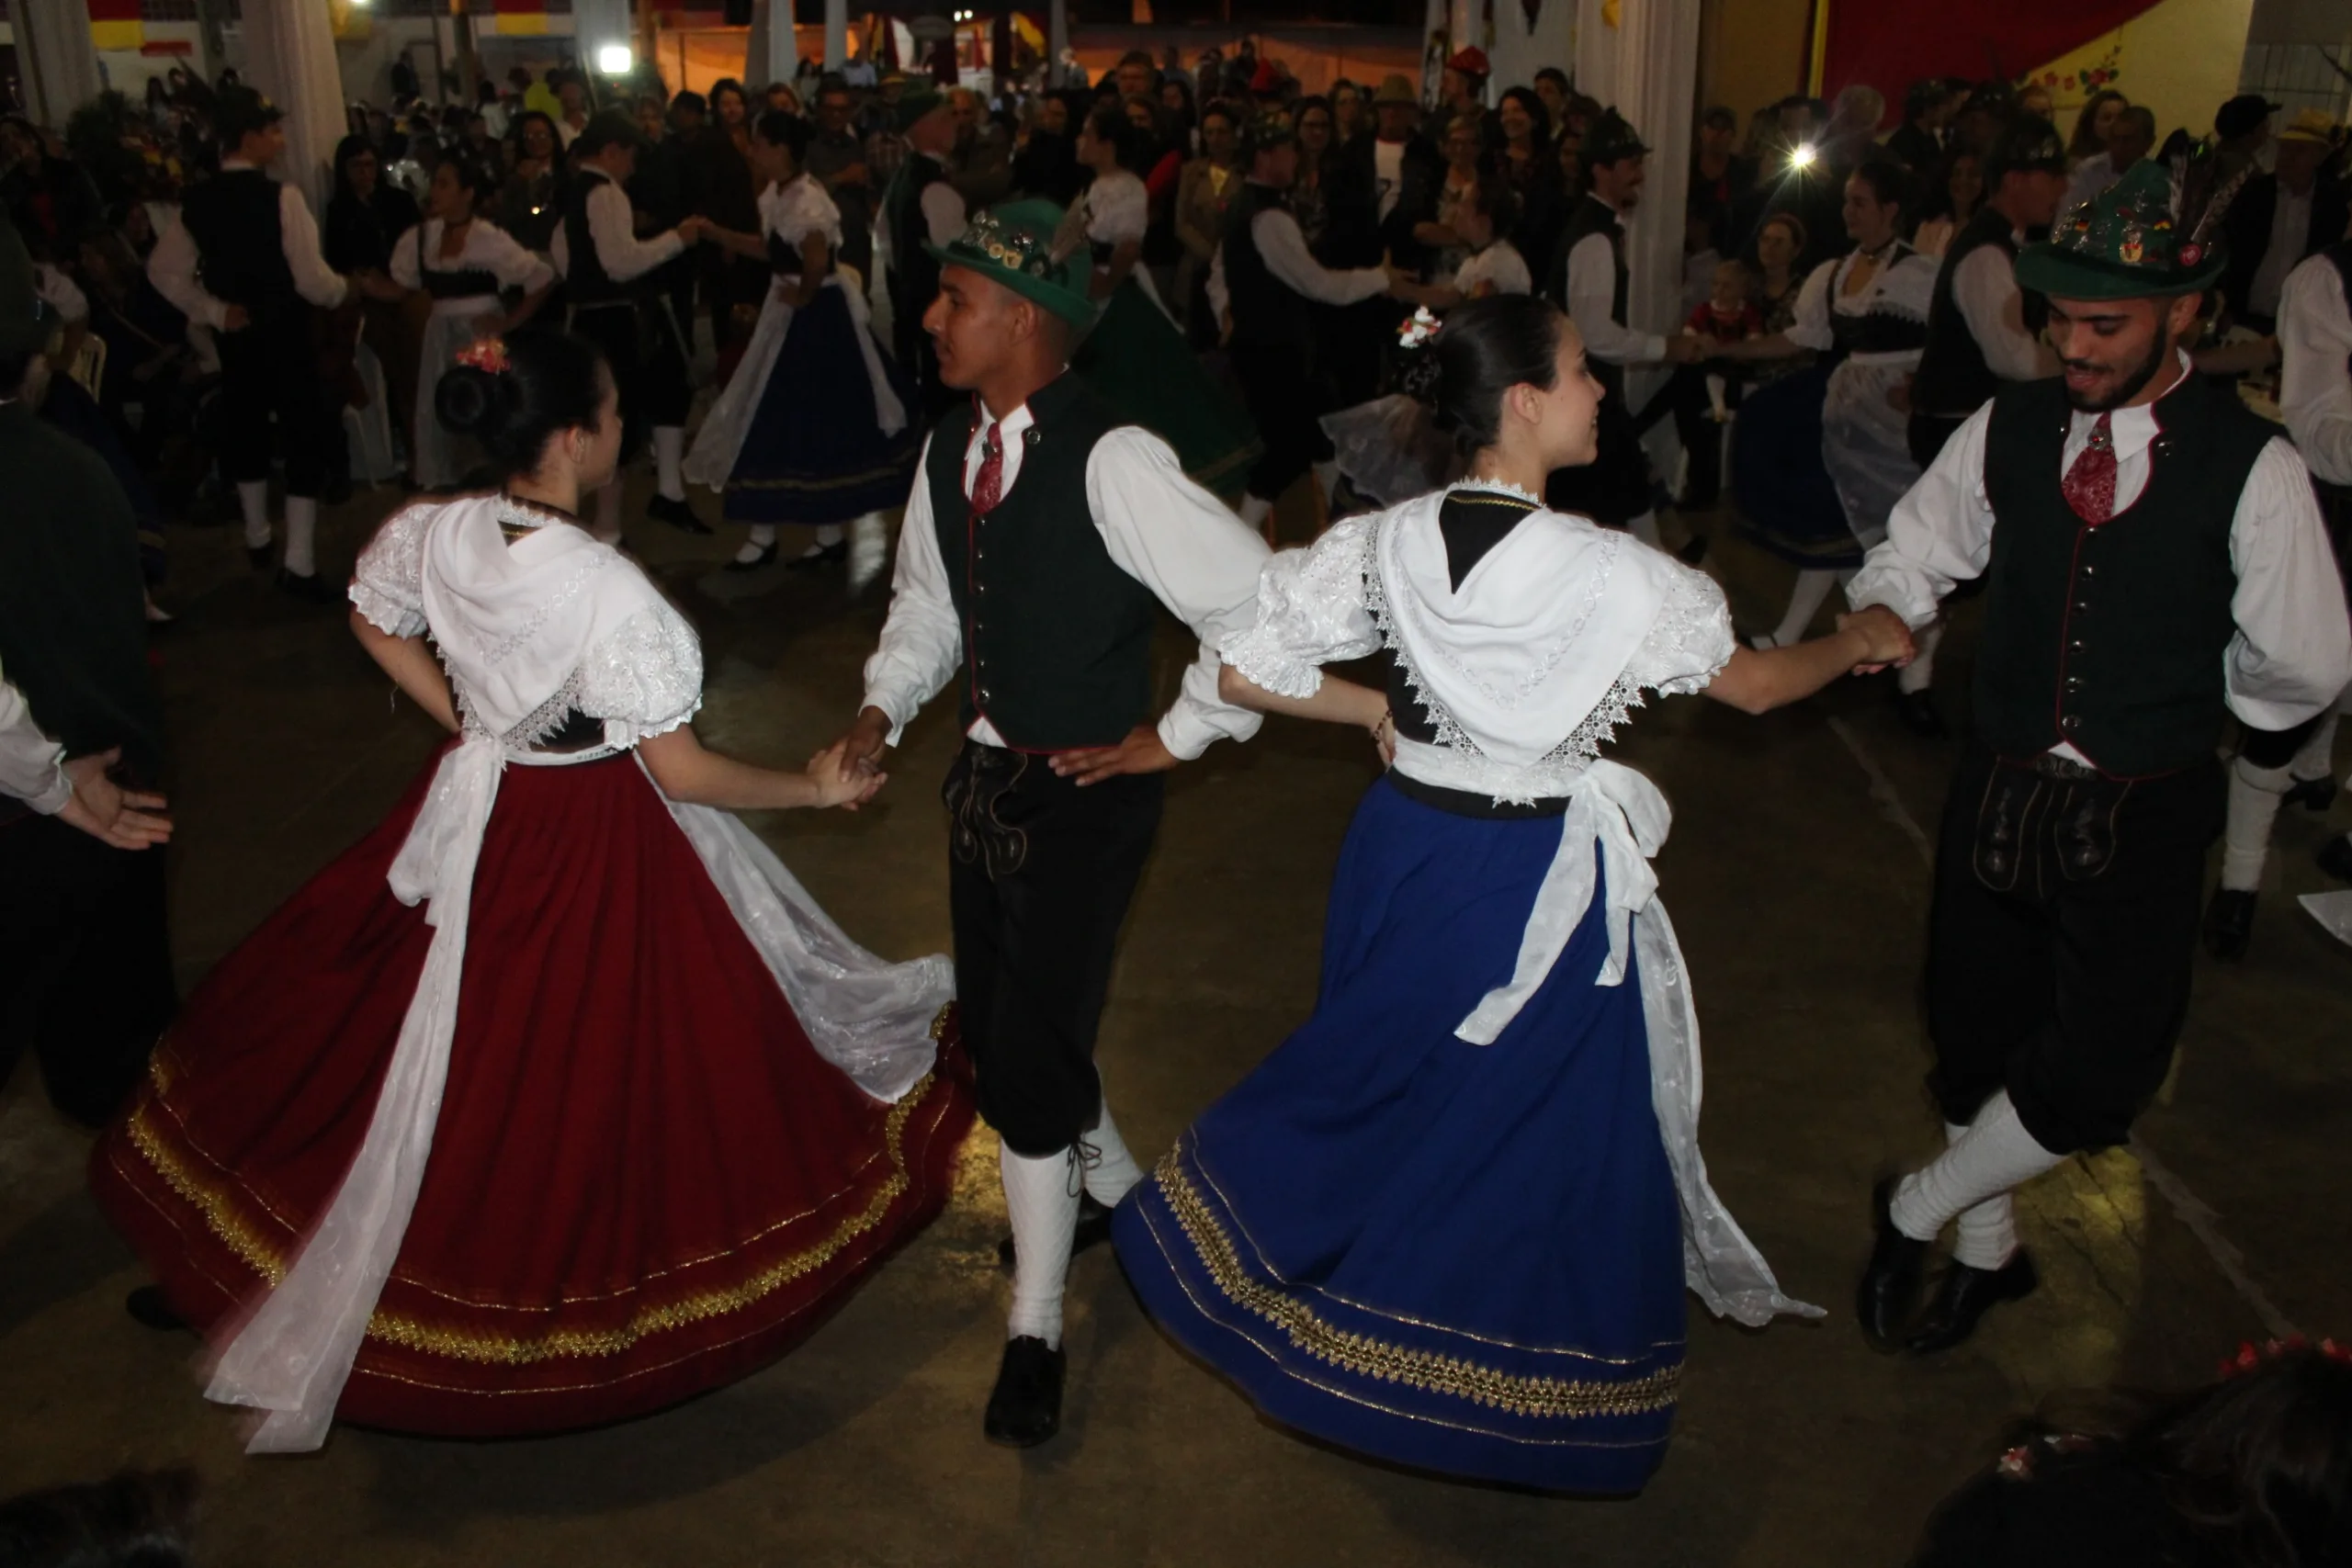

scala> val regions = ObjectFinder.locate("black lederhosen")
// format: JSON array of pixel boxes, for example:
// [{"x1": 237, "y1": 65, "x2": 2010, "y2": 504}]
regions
[
  {"x1": 214, "y1": 308, "x2": 338, "y2": 497},
  {"x1": 1231, "y1": 342, "x2": 1334, "y2": 503},
  {"x1": 569, "y1": 297, "x2": 689, "y2": 464}
]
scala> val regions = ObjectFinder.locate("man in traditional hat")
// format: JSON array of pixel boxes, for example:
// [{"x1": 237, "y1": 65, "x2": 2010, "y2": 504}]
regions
[
  {"x1": 1434, "y1": 46, "x2": 1489, "y2": 147},
  {"x1": 0, "y1": 215, "x2": 179, "y2": 1128},
  {"x1": 829, "y1": 201, "x2": 1274, "y2": 1447},
  {"x1": 1340, "y1": 73, "x2": 1443, "y2": 275},
  {"x1": 1541, "y1": 107, "x2": 1702, "y2": 548},
  {"x1": 1209, "y1": 111, "x2": 1409, "y2": 536},
  {"x1": 878, "y1": 85, "x2": 966, "y2": 417},
  {"x1": 551, "y1": 107, "x2": 709, "y2": 544},
  {"x1": 149, "y1": 85, "x2": 381, "y2": 604},
  {"x1": 1845, "y1": 159, "x2": 2352, "y2": 1356},
  {"x1": 2222, "y1": 108, "x2": 2348, "y2": 334},
  {"x1": 2210, "y1": 195, "x2": 2352, "y2": 952},
  {"x1": 2211, "y1": 92, "x2": 2283, "y2": 184},
  {"x1": 1894, "y1": 114, "x2": 2071, "y2": 737}
]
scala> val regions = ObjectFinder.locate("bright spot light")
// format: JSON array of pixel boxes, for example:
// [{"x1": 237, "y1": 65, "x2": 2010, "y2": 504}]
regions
[
  {"x1": 1788, "y1": 141, "x2": 1817, "y2": 170},
  {"x1": 596, "y1": 42, "x2": 633, "y2": 75}
]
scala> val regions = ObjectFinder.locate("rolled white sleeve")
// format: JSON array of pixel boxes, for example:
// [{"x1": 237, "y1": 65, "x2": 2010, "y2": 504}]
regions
[
  {"x1": 574, "y1": 179, "x2": 684, "y2": 284},
  {"x1": 148, "y1": 211, "x2": 230, "y2": 331},
  {"x1": 2278, "y1": 256, "x2": 2352, "y2": 488},
  {"x1": 920, "y1": 182, "x2": 967, "y2": 248},
  {"x1": 0, "y1": 677, "x2": 72, "y2": 816},
  {"x1": 1784, "y1": 258, "x2": 1838, "y2": 354},
  {"x1": 279, "y1": 185, "x2": 349, "y2": 310},
  {"x1": 479, "y1": 220, "x2": 557, "y2": 292},
  {"x1": 1085, "y1": 427, "x2": 1272, "y2": 758},
  {"x1": 1952, "y1": 244, "x2": 2055, "y2": 384},
  {"x1": 860, "y1": 438, "x2": 967, "y2": 744},
  {"x1": 2223, "y1": 437, "x2": 2352, "y2": 729},
  {"x1": 1251, "y1": 209, "x2": 1389, "y2": 307},
  {"x1": 1566, "y1": 231, "x2": 1666, "y2": 367},
  {"x1": 1847, "y1": 402, "x2": 1996, "y2": 626}
]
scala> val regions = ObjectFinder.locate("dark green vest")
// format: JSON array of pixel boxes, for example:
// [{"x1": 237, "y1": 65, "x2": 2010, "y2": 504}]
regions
[
  {"x1": 1973, "y1": 376, "x2": 2273, "y2": 777},
  {"x1": 928, "y1": 376, "x2": 1161, "y2": 750},
  {"x1": 1223, "y1": 182, "x2": 1310, "y2": 352}
]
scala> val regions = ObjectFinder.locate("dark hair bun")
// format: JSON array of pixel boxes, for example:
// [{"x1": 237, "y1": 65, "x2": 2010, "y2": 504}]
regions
[
  {"x1": 434, "y1": 362, "x2": 507, "y2": 439},
  {"x1": 431, "y1": 328, "x2": 610, "y2": 479},
  {"x1": 1426, "y1": 295, "x2": 1566, "y2": 456}
]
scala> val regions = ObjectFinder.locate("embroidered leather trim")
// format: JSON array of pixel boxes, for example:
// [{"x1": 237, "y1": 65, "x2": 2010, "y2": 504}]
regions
[{"x1": 1152, "y1": 1145, "x2": 1681, "y2": 1421}]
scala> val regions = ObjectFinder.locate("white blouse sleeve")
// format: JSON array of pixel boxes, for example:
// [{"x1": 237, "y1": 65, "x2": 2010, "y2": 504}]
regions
[
  {"x1": 389, "y1": 223, "x2": 424, "y2": 290},
  {"x1": 576, "y1": 601, "x2": 706, "y2": 746},
  {"x1": 1621, "y1": 554, "x2": 1737, "y2": 696},
  {"x1": 1785, "y1": 258, "x2": 1838, "y2": 353},
  {"x1": 473, "y1": 220, "x2": 554, "y2": 292},
  {"x1": 774, "y1": 178, "x2": 844, "y2": 249},
  {"x1": 348, "y1": 502, "x2": 436, "y2": 638},
  {"x1": 1880, "y1": 250, "x2": 1939, "y2": 321},
  {"x1": 1086, "y1": 175, "x2": 1148, "y2": 245},
  {"x1": 1217, "y1": 513, "x2": 1383, "y2": 699}
]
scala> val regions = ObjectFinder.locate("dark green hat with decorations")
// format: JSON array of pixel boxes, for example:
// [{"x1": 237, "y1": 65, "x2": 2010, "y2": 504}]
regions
[
  {"x1": 926, "y1": 200, "x2": 1097, "y2": 329},
  {"x1": 1583, "y1": 107, "x2": 1647, "y2": 167},
  {"x1": 1240, "y1": 107, "x2": 1295, "y2": 156},
  {"x1": 892, "y1": 85, "x2": 949, "y2": 134},
  {"x1": 2017, "y1": 152, "x2": 2246, "y2": 301}
]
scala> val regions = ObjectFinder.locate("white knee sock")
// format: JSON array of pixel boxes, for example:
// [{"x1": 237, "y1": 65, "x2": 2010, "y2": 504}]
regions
[
  {"x1": 282, "y1": 495, "x2": 319, "y2": 579},
  {"x1": 1940, "y1": 1122, "x2": 2019, "y2": 1270},
  {"x1": 848, "y1": 512, "x2": 889, "y2": 595},
  {"x1": 1890, "y1": 1091, "x2": 2064, "y2": 1248},
  {"x1": 237, "y1": 480, "x2": 272, "y2": 550},
  {"x1": 593, "y1": 479, "x2": 624, "y2": 545},
  {"x1": 1626, "y1": 510, "x2": 1662, "y2": 549},
  {"x1": 1001, "y1": 1143, "x2": 1080, "y2": 1348},
  {"x1": 2292, "y1": 708, "x2": 2342, "y2": 784},
  {"x1": 1898, "y1": 622, "x2": 1945, "y2": 695},
  {"x1": 1077, "y1": 1101, "x2": 1144, "y2": 1209},
  {"x1": 1770, "y1": 570, "x2": 1843, "y2": 649},
  {"x1": 734, "y1": 524, "x2": 777, "y2": 565},
  {"x1": 813, "y1": 524, "x2": 845, "y2": 548},
  {"x1": 653, "y1": 426, "x2": 685, "y2": 502},
  {"x1": 1238, "y1": 493, "x2": 1273, "y2": 530},
  {"x1": 2222, "y1": 755, "x2": 2296, "y2": 892}
]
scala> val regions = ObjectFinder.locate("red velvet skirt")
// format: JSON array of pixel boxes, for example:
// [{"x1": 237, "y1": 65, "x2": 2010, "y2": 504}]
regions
[{"x1": 91, "y1": 747, "x2": 973, "y2": 1438}]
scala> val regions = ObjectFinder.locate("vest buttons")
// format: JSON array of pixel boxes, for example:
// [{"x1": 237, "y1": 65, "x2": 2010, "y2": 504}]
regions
[
  {"x1": 2081, "y1": 563, "x2": 2097, "y2": 579},
  {"x1": 2060, "y1": 715, "x2": 2082, "y2": 733},
  {"x1": 2065, "y1": 675, "x2": 2084, "y2": 692},
  {"x1": 2073, "y1": 600, "x2": 2090, "y2": 615},
  {"x1": 978, "y1": 686, "x2": 994, "y2": 705},
  {"x1": 2069, "y1": 637, "x2": 2086, "y2": 652}
]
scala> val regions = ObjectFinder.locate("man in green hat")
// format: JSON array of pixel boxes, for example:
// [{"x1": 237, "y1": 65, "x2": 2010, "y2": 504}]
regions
[
  {"x1": 0, "y1": 213, "x2": 180, "y2": 1127},
  {"x1": 877, "y1": 85, "x2": 965, "y2": 415},
  {"x1": 830, "y1": 199, "x2": 1274, "y2": 1450},
  {"x1": 1845, "y1": 157, "x2": 2352, "y2": 1357}
]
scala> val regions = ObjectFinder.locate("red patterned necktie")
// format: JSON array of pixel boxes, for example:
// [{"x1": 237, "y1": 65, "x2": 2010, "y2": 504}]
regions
[
  {"x1": 970, "y1": 430, "x2": 1004, "y2": 515},
  {"x1": 2062, "y1": 413, "x2": 2118, "y2": 525}
]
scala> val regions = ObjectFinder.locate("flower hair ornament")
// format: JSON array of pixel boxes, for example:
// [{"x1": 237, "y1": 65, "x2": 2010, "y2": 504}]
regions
[
  {"x1": 454, "y1": 335, "x2": 510, "y2": 375},
  {"x1": 2219, "y1": 1336, "x2": 2352, "y2": 1380},
  {"x1": 1396, "y1": 305, "x2": 1442, "y2": 350},
  {"x1": 1396, "y1": 307, "x2": 1446, "y2": 403}
]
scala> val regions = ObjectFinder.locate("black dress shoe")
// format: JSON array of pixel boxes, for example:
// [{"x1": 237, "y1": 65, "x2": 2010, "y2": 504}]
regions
[
  {"x1": 1857, "y1": 1176, "x2": 1931, "y2": 1351},
  {"x1": 1893, "y1": 688, "x2": 1949, "y2": 739},
  {"x1": 2202, "y1": 888, "x2": 2257, "y2": 961},
  {"x1": 786, "y1": 539, "x2": 850, "y2": 572},
  {"x1": 647, "y1": 493, "x2": 713, "y2": 535},
  {"x1": 276, "y1": 568, "x2": 343, "y2": 606},
  {"x1": 997, "y1": 1192, "x2": 1114, "y2": 1270},
  {"x1": 726, "y1": 540, "x2": 779, "y2": 572},
  {"x1": 1904, "y1": 1251, "x2": 2038, "y2": 1356},
  {"x1": 247, "y1": 543, "x2": 275, "y2": 571},
  {"x1": 983, "y1": 1336, "x2": 1065, "y2": 1448},
  {"x1": 126, "y1": 1285, "x2": 188, "y2": 1332},
  {"x1": 2284, "y1": 773, "x2": 2340, "y2": 814},
  {"x1": 2319, "y1": 834, "x2": 2352, "y2": 885}
]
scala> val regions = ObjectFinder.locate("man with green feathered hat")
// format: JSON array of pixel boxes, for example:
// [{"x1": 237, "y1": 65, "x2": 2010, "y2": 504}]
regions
[
  {"x1": 1844, "y1": 153, "x2": 2352, "y2": 1357},
  {"x1": 827, "y1": 198, "x2": 1275, "y2": 1450}
]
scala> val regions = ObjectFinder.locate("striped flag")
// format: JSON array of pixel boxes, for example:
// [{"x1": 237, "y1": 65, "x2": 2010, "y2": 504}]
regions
[
  {"x1": 90, "y1": 0, "x2": 144, "y2": 51},
  {"x1": 494, "y1": 0, "x2": 550, "y2": 36}
]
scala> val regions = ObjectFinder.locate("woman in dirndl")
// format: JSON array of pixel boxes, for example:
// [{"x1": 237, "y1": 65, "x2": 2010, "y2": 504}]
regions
[
  {"x1": 1114, "y1": 296, "x2": 1914, "y2": 1492},
  {"x1": 685, "y1": 110, "x2": 920, "y2": 578},
  {"x1": 390, "y1": 152, "x2": 557, "y2": 490}
]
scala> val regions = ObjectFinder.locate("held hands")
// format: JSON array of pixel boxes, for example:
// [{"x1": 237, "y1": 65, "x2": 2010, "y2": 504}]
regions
[
  {"x1": 805, "y1": 739, "x2": 886, "y2": 809},
  {"x1": 58, "y1": 750, "x2": 172, "y2": 851},
  {"x1": 1837, "y1": 605, "x2": 1917, "y2": 673},
  {"x1": 830, "y1": 706, "x2": 894, "y2": 811},
  {"x1": 1049, "y1": 725, "x2": 1180, "y2": 786},
  {"x1": 220, "y1": 303, "x2": 251, "y2": 333},
  {"x1": 676, "y1": 215, "x2": 708, "y2": 244},
  {"x1": 1663, "y1": 333, "x2": 1706, "y2": 366}
]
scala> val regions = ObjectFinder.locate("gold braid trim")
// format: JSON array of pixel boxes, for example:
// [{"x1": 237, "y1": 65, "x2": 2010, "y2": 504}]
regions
[
  {"x1": 126, "y1": 1062, "x2": 951, "y2": 1368},
  {"x1": 1153, "y1": 1146, "x2": 1681, "y2": 1422}
]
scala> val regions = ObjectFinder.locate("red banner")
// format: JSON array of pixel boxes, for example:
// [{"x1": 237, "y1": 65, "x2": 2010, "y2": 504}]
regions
[{"x1": 1815, "y1": 0, "x2": 2159, "y2": 108}]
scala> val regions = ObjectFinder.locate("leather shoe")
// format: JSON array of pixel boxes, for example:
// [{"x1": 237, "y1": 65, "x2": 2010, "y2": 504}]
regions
[
  {"x1": 2284, "y1": 773, "x2": 2339, "y2": 814},
  {"x1": 646, "y1": 493, "x2": 712, "y2": 535},
  {"x1": 1893, "y1": 688, "x2": 1949, "y2": 739},
  {"x1": 2319, "y1": 834, "x2": 2352, "y2": 885},
  {"x1": 126, "y1": 1285, "x2": 188, "y2": 1332},
  {"x1": 997, "y1": 1192, "x2": 1114, "y2": 1269},
  {"x1": 246, "y1": 543, "x2": 275, "y2": 572},
  {"x1": 983, "y1": 1335, "x2": 1065, "y2": 1448},
  {"x1": 2201, "y1": 888, "x2": 2257, "y2": 961},
  {"x1": 786, "y1": 539, "x2": 850, "y2": 572},
  {"x1": 1904, "y1": 1251, "x2": 2038, "y2": 1356},
  {"x1": 726, "y1": 540, "x2": 779, "y2": 572},
  {"x1": 1856, "y1": 1176, "x2": 1930, "y2": 1351}
]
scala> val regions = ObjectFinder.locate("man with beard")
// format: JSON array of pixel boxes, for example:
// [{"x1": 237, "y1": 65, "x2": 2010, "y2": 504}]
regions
[{"x1": 1844, "y1": 160, "x2": 2352, "y2": 1357}]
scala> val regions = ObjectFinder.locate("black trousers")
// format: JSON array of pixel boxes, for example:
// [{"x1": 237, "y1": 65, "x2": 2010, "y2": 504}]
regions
[
  {"x1": 215, "y1": 314, "x2": 336, "y2": 498},
  {"x1": 942, "y1": 742, "x2": 1163, "y2": 1157},
  {"x1": 571, "y1": 299, "x2": 688, "y2": 464},
  {"x1": 1922, "y1": 745, "x2": 2223, "y2": 1155},
  {"x1": 1231, "y1": 342, "x2": 1334, "y2": 504},
  {"x1": 0, "y1": 813, "x2": 177, "y2": 1126},
  {"x1": 1907, "y1": 411, "x2": 1970, "y2": 473}
]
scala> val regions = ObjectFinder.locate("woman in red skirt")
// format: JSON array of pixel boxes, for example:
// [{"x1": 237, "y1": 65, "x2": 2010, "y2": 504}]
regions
[{"x1": 91, "y1": 328, "x2": 973, "y2": 1452}]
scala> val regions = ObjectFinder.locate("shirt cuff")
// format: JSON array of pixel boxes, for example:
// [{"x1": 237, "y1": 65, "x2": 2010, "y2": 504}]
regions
[
  {"x1": 859, "y1": 687, "x2": 917, "y2": 749},
  {"x1": 1157, "y1": 697, "x2": 1262, "y2": 762},
  {"x1": 27, "y1": 760, "x2": 73, "y2": 817}
]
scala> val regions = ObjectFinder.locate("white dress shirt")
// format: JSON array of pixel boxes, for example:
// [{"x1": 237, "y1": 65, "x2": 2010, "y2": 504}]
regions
[
  {"x1": 1565, "y1": 205, "x2": 1666, "y2": 367},
  {"x1": 1849, "y1": 355, "x2": 2352, "y2": 741},
  {"x1": 1204, "y1": 195, "x2": 1390, "y2": 321},
  {"x1": 2279, "y1": 253, "x2": 2352, "y2": 487},
  {"x1": 1451, "y1": 240, "x2": 1532, "y2": 298},
  {"x1": 1373, "y1": 138, "x2": 1406, "y2": 222},
  {"x1": 550, "y1": 168, "x2": 684, "y2": 287},
  {"x1": 1947, "y1": 236, "x2": 2058, "y2": 389},
  {"x1": 0, "y1": 672, "x2": 72, "y2": 816},
  {"x1": 148, "y1": 159, "x2": 349, "y2": 330},
  {"x1": 861, "y1": 386, "x2": 1272, "y2": 760},
  {"x1": 2249, "y1": 185, "x2": 2314, "y2": 321}
]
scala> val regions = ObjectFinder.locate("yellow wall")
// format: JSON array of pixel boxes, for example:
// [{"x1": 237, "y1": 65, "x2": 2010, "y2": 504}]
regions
[{"x1": 1701, "y1": 0, "x2": 1813, "y2": 125}]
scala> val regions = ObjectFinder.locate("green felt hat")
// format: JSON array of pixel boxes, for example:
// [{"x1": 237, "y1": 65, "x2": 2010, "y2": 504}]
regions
[
  {"x1": 926, "y1": 200, "x2": 1097, "y2": 329},
  {"x1": 2017, "y1": 157, "x2": 2232, "y2": 301},
  {"x1": 893, "y1": 85, "x2": 949, "y2": 135},
  {"x1": 1583, "y1": 107, "x2": 1646, "y2": 167},
  {"x1": 0, "y1": 215, "x2": 57, "y2": 357}
]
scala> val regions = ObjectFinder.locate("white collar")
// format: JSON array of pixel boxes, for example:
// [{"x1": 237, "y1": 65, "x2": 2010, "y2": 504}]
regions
[
  {"x1": 2073, "y1": 350, "x2": 2194, "y2": 460},
  {"x1": 221, "y1": 157, "x2": 258, "y2": 172},
  {"x1": 972, "y1": 372, "x2": 1074, "y2": 448}
]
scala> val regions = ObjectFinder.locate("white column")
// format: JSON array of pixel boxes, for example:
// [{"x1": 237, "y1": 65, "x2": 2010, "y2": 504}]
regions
[
  {"x1": 745, "y1": 0, "x2": 799, "y2": 87},
  {"x1": 1613, "y1": 0, "x2": 1697, "y2": 340},
  {"x1": 571, "y1": 0, "x2": 630, "y2": 86},
  {"x1": 824, "y1": 0, "x2": 848, "y2": 72},
  {"x1": 1049, "y1": 0, "x2": 1069, "y2": 83},
  {"x1": 240, "y1": 0, "x2": 348, "y2": 212},
  {"x1": 15, "y1": 0, "x2": 105, "y2": 130}
]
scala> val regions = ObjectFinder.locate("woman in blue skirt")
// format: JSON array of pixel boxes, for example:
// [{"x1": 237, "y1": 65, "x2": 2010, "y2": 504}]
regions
[
  {"x1": 1112, "y1": 296, "x2": 1913, "y2": 1492},
  {"x1": 686, "y1": 110, "x2": 919, "y2": 580}
]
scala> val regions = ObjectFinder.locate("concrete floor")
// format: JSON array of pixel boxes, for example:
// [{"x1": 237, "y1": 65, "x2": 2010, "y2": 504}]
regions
[{"x1": 4, "y1": 474, "x2": 2348, "y2": 1567}]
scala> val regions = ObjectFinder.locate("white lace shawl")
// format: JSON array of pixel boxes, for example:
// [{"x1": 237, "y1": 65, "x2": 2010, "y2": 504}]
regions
[{"x1": 763, "y1": 172, "x2": 844, "y2": 251}]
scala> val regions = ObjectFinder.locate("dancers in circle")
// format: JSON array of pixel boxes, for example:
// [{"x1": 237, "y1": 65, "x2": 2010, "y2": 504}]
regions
[
  {"x1": 1113, "y1": 295, "x2": 1912, "y2": 1492},
  {"x1": 93, "y1": 328, "x2": 972, "y2": 1450}
]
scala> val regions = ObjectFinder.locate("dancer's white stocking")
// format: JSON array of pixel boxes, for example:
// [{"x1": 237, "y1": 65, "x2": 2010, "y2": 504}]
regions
[
  {"x1": 1898, "y1": 622, "x2": 1945, "y2": 695},
  {"x1": 813, "y1": 524, "x2": 845, "y2": 548},
  {"x1": 652, "y1": 426, "x2": 685, "y2": 502},
  {"x1": 2222, "y1": 756, "x2": 2296, "y2": 892},
  {"x1": 1890, "y1": 1092, "x2": 2063, "y2": 1249},
  {"x1": 593, "y1": 479, "x2": 623, "y2": 545},
  {"x1": 1001, "y1": 1143, "x2": 1080, "y2": 1348},
  {"x1": 1770, "y1": 569, "x2": 1851, "y2": 649},
  {"x1": 1078, "y1": 1101, "x2": 1144, "y2": 1209},
  {"x1": 1939, "y1": 1122, "x2": 2019, "y2": 1270},
  {"x1": 282, "y1": 495, "x2": 319, "y2": 579},
  {"x1": 848, "y1": 512, "x2": 889, "y2": 595},
  {"x1": 734, "y1": 524, "x2": 777, "y2": 565},
  {"x1": 237, "y1": 480, "x2": 272, "y2": 550}
]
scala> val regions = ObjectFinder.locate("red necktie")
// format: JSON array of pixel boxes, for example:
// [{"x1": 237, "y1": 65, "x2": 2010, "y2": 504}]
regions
[
  {"x1": 970, "y1": 431, "x2": 1004, "y2": 515},
  {"x1": 2062, "y1": 413, "x2": 2118, "y2": 525}
]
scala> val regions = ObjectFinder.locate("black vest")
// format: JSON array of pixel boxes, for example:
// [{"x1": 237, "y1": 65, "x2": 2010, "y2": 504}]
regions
[
  {"x1": 1972, "y1": 376, "x2": 2274, "y2": 777},
  {"x1": 1549, "y1": 196, "x2": 1630, "y2": 400},
  {"x1": 885, "y1": 153, "x2": 947, "y2": 319},
  {"x1": 927, "y1": 377, "x2": 1161, "y2": 750},
  {"x1": 181, "y1": 168, "x2": 293, "y2": 314},
  {"x1": 412, "y1": 223, "x2": 502, "y2": 300},
  {"x1": 1223, "y1": 183, "x2": 1315, "y2": 352},
  {"x1": 561, "y1": 170, "x2": 635, "y2": 306},
  {"x1": 1914, "y1": 208, "x2": 2047, "y2": 417}
]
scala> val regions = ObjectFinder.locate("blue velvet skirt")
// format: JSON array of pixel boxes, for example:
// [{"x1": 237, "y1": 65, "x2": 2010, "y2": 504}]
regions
[
  {"x1": 1732, "y1": 360, "x2": 1863, "y2": 570},
  {"x1": 723, "y1": 287, "x2": 922, "y2": 526},
  {"x1": 1113, "y1": 778, "x2": 1687, "y2": 1493}
]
